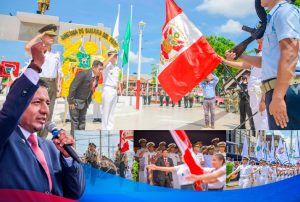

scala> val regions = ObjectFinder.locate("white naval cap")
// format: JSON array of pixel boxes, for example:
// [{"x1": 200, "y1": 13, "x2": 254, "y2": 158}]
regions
[{"x1": 146, "y1": 142, "x2": 155, "y2": 147}]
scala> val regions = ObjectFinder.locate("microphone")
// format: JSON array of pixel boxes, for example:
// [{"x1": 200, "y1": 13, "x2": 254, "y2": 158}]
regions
[{"x1": 46, "y1": 122, "x2": 83, "y2": 164}]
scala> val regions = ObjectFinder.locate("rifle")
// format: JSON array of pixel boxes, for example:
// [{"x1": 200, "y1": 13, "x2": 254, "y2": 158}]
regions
[{"x1": 230, "y1": 0, "x2": 267, "y2": 59}]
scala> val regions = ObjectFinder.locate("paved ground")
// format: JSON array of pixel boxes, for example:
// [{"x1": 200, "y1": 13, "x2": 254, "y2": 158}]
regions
[{"x1": 0, "y1": 94, "x2": 243, "y2": 132}]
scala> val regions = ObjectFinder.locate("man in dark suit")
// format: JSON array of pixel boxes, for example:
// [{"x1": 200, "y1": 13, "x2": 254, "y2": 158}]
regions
[
  {"x1": 68, "y1": 60, "x2": 103, "y2": 136},
  {"x1": 0, "y1": 42, "x2": 85, "y2": 200},
  {"x1": 156, "y1": 149, "x2": 174, "y2": 188}
]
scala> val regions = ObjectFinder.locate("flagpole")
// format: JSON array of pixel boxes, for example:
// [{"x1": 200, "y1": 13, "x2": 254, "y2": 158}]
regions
[
  {"x1": 136, "y1": 21, "x2": 146, "y2": 110},
  {"x1": 126, "y1": 5, "x2": 133, "y2": 96},
  {"x1": 156, "y1": 66, "x2": 159, "y2": 102},
  {"x1": 113, "y1": 4, "x2": 120, "y2": 40}
]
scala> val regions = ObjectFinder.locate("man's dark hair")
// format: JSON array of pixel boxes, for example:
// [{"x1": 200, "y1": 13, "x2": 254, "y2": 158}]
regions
[
  {"x1": 38, "y1": 79, "x2": 49, "y2": 89},
  {"x1": 92, "y1": 60, "x2": 103, "y2": 67}
]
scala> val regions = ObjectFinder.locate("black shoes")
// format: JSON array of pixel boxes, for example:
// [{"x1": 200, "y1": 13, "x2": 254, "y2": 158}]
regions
[{"x1": 93, "y1": 118, "x2": 102, "y2": 123}]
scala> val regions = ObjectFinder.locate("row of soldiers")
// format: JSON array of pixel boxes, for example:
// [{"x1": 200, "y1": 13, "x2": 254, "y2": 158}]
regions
[
  {"x1": 141, "y1": 88, "x2": 201, "y2": 107},
  {"x1": 158, "y1": 89, "x2": 195, "y2": 108},
  {"x1": 227, "y1": 157, "x2": 300, "y2": 189},
  {"x1": 134, "y1": 138, "x2": 226, "y2": 189},
  {"x1": 223, "y1": 90, "x2": 240, "y2": 113}
]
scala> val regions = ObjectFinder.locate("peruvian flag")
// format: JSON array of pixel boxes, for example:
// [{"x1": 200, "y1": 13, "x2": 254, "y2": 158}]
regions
[
  {"x1": 170, "y1": 130, "x2": 204, "y2": 190},
  {"x1": 159, "y1": 0, "x2": 222, "y2": 103},
  {"x1": 120, "y1": 130, "x2": 133, "y2": 153}
]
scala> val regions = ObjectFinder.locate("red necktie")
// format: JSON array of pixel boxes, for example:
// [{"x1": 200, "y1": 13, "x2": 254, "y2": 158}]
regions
[
  {"x1": 164, "y1": 158, "x2": 169, "y2": 175},
  {"x1": 91, "y1": 77, "x2": 97, "y2": 94},
  {"x1": 28, "y1": 134, "x2": 52, "y2": 191}
]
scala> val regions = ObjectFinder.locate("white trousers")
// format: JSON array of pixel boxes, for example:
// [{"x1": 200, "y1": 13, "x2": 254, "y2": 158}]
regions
[
  {"x1": 239, "y1": 178, "x2": 251, "y2": 188},
  {"x1": 249, "y1": 92, "x2": 269, "y2": 130},
  {"x1": 93, "y1": 101, "x2": 102, "y2": 119},
  {"x1": 258, "y1": 176, "x2": 269, "y2": 186},
  {"x1": 102, "y1": 86, "x2": 118, "y2": 130},
  {"x1": 140, "y1": 169, "x2": 148, "y2": 183},
  {"x1": 171, "y1": 171, "x2": 180, "y2": 189}
]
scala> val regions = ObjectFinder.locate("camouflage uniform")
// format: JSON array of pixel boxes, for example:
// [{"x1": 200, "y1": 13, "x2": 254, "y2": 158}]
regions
[
  {"x1": 224, "y1": 92, "x2": 231, "y2": 112},
  {"x1": 232, "y1": 91, "x2": 239, "y2": 113}
]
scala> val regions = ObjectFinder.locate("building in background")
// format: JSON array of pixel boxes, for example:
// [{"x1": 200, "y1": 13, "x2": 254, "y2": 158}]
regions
[{"x1": 226, "y1": 130, "x2": 266, "y2": 161}]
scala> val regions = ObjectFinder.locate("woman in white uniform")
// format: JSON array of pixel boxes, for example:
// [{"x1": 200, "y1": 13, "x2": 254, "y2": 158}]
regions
[{"x1": 186, "y1": 154, "x2": 226, "y2": 191}]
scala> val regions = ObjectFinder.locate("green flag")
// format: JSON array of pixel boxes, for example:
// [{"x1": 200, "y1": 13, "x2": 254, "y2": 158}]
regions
[{"x1": 122, "y1": 19, "x2": 131, "y2": 67}]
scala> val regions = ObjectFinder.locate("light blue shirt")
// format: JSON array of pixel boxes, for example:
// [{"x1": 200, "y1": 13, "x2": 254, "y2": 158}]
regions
[
  {"x1": 262, "y1": 1, "x2": 300, "y2": 80},
  {"x1": 200, "y1": 74, "x2": 219, "y2": 98}
]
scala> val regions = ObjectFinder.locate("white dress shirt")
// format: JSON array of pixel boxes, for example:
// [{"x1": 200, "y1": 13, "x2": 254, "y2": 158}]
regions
[
  {"x1": 103, "y1": 62, "x2": 120, "y2": 87},
  {"x1": 169, "y1": 153, "x2": 180, "y2": 166},
  {"x1": 258, "y1": 165, "x2": 272, "y2": 177},
  {"x1": 39, "y1": 51, "x2": 62, "y2": 79},
  {"x1": 174, "y1": 164, "x2": 194, "y2": 186},
  {"x1": 24, "y1": 68, "x2": 40, "y2": 85},
  {"x1": 204, "y1": 154, "x2": 213, "y2": 167},
  {"x1": 204, "y1": 165, "x2": 226, "y2": 189},
  {"x1": 195, "y1": 152, "x2": 204, "y2": 166},
  {"x1": 236, "y1": 164, "x2": 253, "y2": 178}
]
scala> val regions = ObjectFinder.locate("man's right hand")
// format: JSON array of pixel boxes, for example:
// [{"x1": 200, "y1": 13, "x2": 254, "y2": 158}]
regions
[
  {"x1": 38, "y1": 32, "x2": 46, "y2": 39},
  {"x1": 31, "y1": 42, "x2": 47, "y2": 70}
]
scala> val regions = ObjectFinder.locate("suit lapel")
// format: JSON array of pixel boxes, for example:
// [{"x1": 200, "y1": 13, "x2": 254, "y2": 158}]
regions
[
  {"x1": 38, "y1": 137, "x2": 53, "y2": 175},
  {"x1": 15, "y1": 127, "x2": 33, "y2": 150},
  {"x1": 16, "y1": 127, "x2": 52, "y2": 183}
]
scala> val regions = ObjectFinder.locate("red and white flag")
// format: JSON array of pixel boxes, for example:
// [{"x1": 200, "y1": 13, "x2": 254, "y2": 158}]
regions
[
  {"x1": 170, "y1": 130, "x2": 204, "y2": 190},
  {"x1": 120, "y1": 130, "x2": 133, "y2": 153},
  {"x1": 159, "y1": 0, "x2": 222, "y2": 103}
]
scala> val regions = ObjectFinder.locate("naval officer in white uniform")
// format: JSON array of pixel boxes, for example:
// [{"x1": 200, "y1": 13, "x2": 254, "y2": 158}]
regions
[
  {"x1": 102, "y1": 50, "x2": 120, "y2": 130},
  {"x1": 228, "y1": 157, "x2": 253, "y2": 188}
]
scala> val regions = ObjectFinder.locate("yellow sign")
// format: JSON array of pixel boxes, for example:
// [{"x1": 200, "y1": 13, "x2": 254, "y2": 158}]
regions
[
  {"x1": 59, "y1": 28, "x2": 120, "y2": 50},
  {"x1": 59, "y1": 27, "x2": 119, "y2": 98}
]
